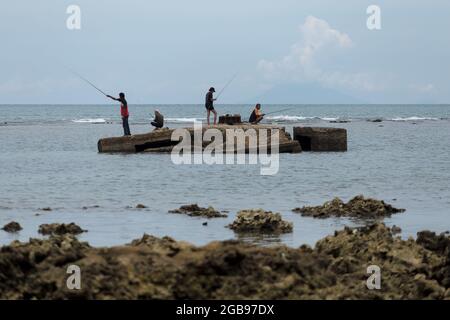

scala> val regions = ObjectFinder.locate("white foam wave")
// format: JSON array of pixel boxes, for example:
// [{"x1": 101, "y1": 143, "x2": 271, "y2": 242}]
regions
[
  {"x1": 165, "y1": 117, "x2": 205, "y2": 123},
  {"x1": 388, "y1": 116, "x2": 439, "y2": 122},
  {"x1": 72, "y1": 118, "x2": 107, "y2": 124},
  {"x1": 266, "y1": 115, "x2": 314, "y2": 122},
  {"x1": 266, "y1": 115, "x2": 339, "y2": 122}
]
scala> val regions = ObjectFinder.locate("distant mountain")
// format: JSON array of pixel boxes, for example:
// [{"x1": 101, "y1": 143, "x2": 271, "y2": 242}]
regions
[{"x1": 251, "y1": 83, "x2": 365, "y2": 104}]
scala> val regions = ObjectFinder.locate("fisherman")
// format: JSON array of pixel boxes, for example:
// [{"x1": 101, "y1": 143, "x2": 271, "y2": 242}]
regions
[
  {"x1": 249, "y1": 103, "x2": 265, "y2": 124},
  {"x1": 205, "y1": 87, "x2": 217, "y2": 125},
  {"x1": 151, "y1": 109, "x2": 164, "y2": 129},
  {"x1": 106, "y1": 92, "x2": 131, "y2": 136}
]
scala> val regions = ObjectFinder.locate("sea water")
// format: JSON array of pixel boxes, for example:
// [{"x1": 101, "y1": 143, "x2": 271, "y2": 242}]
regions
[{"x1": 1, "y1": 104, "x2": 449, "y2": 247}]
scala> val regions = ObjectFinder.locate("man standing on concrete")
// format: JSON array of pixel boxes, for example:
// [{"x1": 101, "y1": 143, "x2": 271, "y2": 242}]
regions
[
  {"x1": 107, "y1": 92, "x2": 131, "y2": 136},
  {"x1": 205, "y1": 87, "x2": 217, "y2": 125}
]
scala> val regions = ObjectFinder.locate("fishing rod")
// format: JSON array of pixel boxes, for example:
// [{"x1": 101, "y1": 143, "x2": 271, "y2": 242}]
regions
[
  {"x1": 69, "y1": 69, "x2": 108, "y2": 96},
  {"x1": 215, "y1": 73, "x2": 238, "y2": 100},
  {"x1": 263, "y1": 107, "x2": 296, "y2": 116}
]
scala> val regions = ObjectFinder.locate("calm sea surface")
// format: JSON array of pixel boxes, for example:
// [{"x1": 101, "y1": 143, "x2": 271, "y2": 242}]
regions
[{"x1": 1, "y1": 104, "x2": 449, "y2": 247}]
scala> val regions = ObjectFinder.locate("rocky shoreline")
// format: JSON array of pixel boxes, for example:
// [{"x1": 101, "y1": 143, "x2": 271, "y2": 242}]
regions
[
  {"x1": 0, "y1": 196, "x2": 448, "y2": 300},
  {"x1": 0, "y1": 222, "x2": 449, "y2": 299}
]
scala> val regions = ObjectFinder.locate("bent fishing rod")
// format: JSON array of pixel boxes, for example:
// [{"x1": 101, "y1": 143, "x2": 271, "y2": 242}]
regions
[
  {"x1": 263, "y1": 107, "x2": 296, "y2": 116},
  {"x1": 69, "y1": 69, "x2": 109, "y2": 97},
  {"x1": 215, "y1": 73, "x2": 238, "y2": 100}
]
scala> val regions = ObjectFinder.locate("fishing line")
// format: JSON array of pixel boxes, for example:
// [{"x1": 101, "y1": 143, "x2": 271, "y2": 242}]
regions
[
  {"x1": 264, "y1": 107, "x2": 296, "y2": 116},
  {"x1": 215, "y1": 73, "x2": 238, "y2": 100}
]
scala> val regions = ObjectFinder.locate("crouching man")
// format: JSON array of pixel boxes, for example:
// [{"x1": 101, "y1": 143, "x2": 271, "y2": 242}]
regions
[{"x1": 151, "y1": 109, "x2": 164, "y2": 129}]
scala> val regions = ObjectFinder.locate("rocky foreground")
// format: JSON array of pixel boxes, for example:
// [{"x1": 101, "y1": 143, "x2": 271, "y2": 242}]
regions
[{"x1": 0, "y1": 223, "x2": 449, "y2": 299}]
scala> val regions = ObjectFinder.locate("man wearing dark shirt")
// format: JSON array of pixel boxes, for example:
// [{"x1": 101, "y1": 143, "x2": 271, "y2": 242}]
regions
[
  {"x1": 205, "y1": 87, "x2": 217, "y2": 125},
  {"x1": 107, "y1": 92, "x2": 131, "y2": 136}
]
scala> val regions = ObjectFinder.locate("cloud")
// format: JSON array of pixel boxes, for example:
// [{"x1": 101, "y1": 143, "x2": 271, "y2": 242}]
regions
[
  {"x1": 258, "y1": 16, "x2": 379, "y2": 92},
  {"x1": 0, "y1": 78, "x2": 52, "y2": 96},
  {"x1": 0, "y1": 76, "x2": 89, "y2": 103},
  {"x1": 0, "y1": 77, "x2": 76, "y2": 95},
  {"x1": 411, "y1": 83, "x2": 435, "y2": 94}
]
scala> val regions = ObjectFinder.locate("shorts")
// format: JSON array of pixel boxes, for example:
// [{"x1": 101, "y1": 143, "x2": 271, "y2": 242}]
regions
[{"x1": 205, "y1": 105, "x2": 215, "y2": 111}]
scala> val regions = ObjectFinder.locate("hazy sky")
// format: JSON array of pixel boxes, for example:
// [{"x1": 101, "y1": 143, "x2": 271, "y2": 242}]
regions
[{"x1": 1, "y1": 0, "x2": 450, "y2": 104}]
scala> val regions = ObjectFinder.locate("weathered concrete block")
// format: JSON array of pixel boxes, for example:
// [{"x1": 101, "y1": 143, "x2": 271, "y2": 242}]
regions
[
  {"x1": 293, "y1": 127, "x2": 347, "y2": 152},
  {"x1": 98, "y1": 124, "x2": 301, "y2": 154},
  {"x1": 218, "y1": 114, "x2": 241, "y2": 125},
  {"x1": 97, "y1": 128, "x2": 176, "y2": 153}
]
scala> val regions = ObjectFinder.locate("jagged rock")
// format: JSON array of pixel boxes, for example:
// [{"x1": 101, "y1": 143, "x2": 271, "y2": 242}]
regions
[
  {"x1": 130, "y1": 234, "x2": 178, "y2": 247},
  {"x1": 129, "y1": 234, "x2": 192, "y2": 257},
  {"x1": 2, "y1": 222, "x2": 22, "y2": 233},
  {"x1": 293, "y1": 195, "x2": 405, "y2": 219},
  {"x1": 38, "y1": 223, "x2": 87, "y2": 236},
  {"x1": 227, "y1": 209, "x2": 293, "y2": 233},
  {"x1": 0, "y1": 223, "x2": 449, "y2": 299},
  {"x1": 0, "y1": 235, "x2": 90, "y2": 299},
  {"x1": 391, "y1": 225, "x2": 402, "y2": 234},
  {"x1": 416, "y1": 230, "x2": 450, "y2": 287},
  {"x1": 169, "y1": 204, "x2": 227, "y2": 218}
]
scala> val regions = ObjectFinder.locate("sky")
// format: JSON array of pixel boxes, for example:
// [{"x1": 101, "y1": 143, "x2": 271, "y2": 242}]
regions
[{"x1": 1, "y1": 0, "x2": 450, "y2": 104}]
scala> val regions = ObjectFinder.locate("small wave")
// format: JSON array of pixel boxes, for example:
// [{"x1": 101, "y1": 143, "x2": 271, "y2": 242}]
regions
[
  {"x1": 165, "y1": 117, "x2": 205, "y2": 123},
  {"x1": 388, "y1": 116, "x2": 440, "y2": 122},
  {"x1": 266, "y1": 115, "x2": 314, "y2": 122},
  {"x1": 72, "y1": 118, "x2": 108, "y2": 124},
  {"x1": 266, "y1": 115, "x2": 339, "y2": 122}
]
